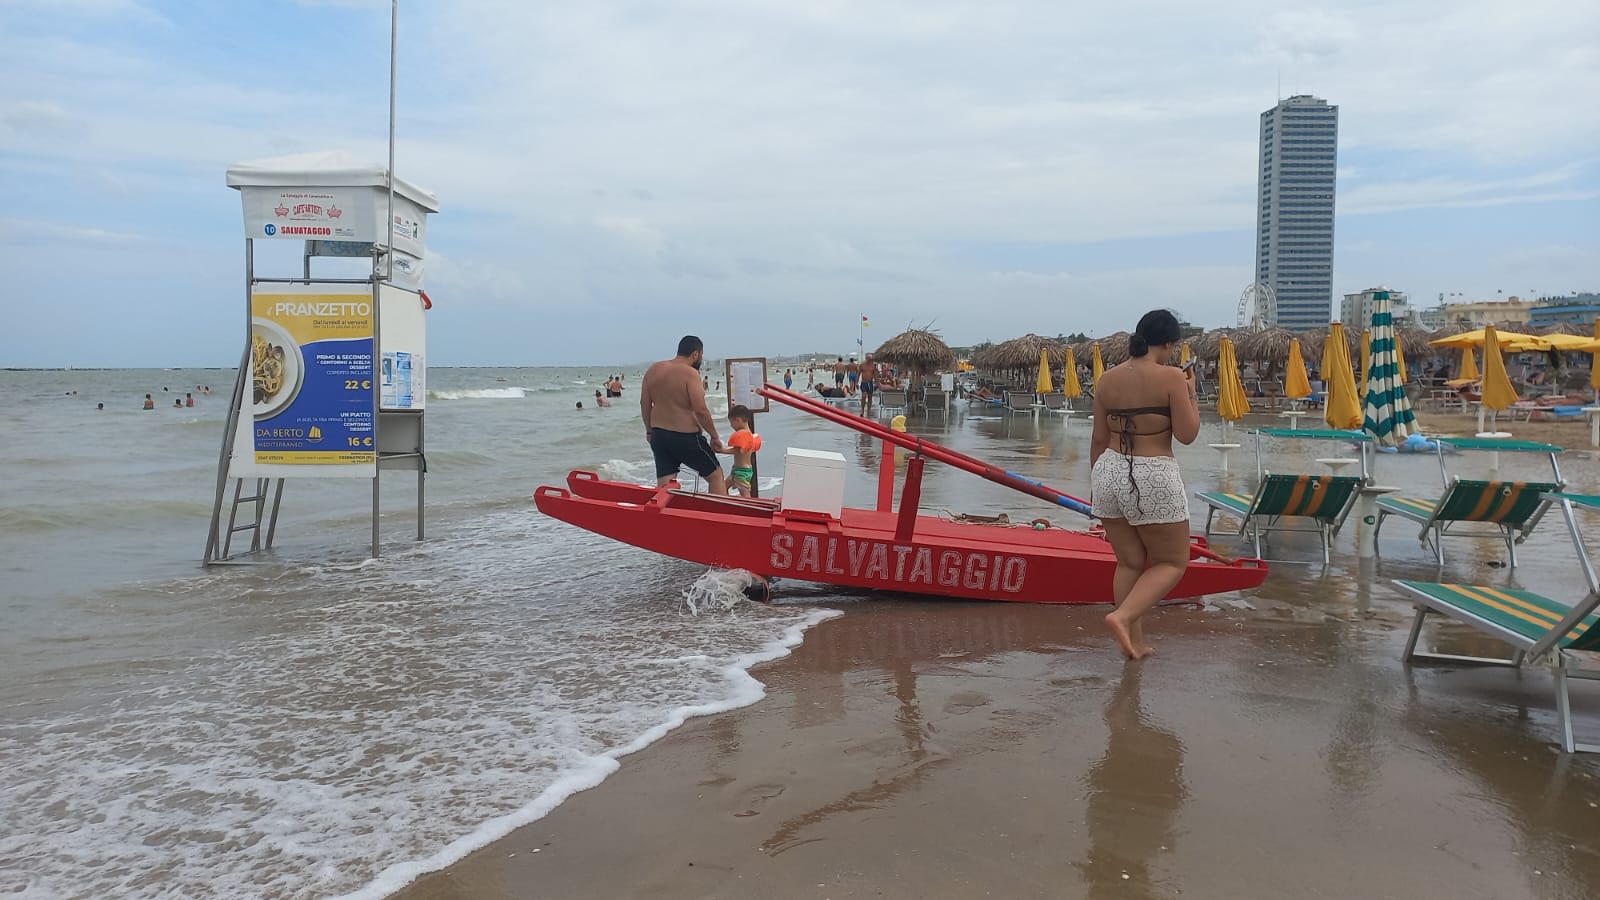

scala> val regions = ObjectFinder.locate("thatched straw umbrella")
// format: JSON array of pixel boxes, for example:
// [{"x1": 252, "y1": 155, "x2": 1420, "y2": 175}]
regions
[
  {"x1": 1396, "y1": 326, "x2": 1439, "y2": 362},
  {"x1": 1097, "y1": 331, "x2": 1133, "y2": 367},
  {"x1": 985, "y1": 333, "x2": 1067, "y2": 372},
  {"x1": 872, "y1": 328, "x2": 955, "y2": 375},
  {"x1": 1535, "y1": 321, "x2": 1588, "y2": 336},
  {"x1": 1236, "y1": 328, "x2": 1297, "y2": 367},
  {"x1": 1189, "y1": 328, "x2": 1240, "y2": 362}
]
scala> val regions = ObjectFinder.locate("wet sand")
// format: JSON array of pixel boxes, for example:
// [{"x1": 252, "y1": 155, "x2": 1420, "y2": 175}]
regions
[{"x1": 398, "y1": 582, "x2": 1600, "y2": 900}]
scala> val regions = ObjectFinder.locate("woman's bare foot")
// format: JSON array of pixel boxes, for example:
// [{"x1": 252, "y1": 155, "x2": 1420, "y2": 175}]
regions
[{"x1": 1105, "y1": 612, "x2": 1138, "y2": 659}]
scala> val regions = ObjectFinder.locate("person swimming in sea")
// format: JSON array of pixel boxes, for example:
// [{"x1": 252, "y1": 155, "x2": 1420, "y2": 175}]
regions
[{"x1": 143, "y1": 394, "x2": 155, "y2": 410}]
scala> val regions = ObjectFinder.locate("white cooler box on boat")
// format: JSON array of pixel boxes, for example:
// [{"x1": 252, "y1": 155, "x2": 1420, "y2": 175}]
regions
[{"x1": 780, "y1": 448, "x2": 846, "y2": 519}]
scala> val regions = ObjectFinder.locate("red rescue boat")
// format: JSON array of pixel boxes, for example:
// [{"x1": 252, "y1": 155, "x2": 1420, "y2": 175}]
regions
[{"x1": 533, "y1": 385, "x2": 1267, "y2": 604}]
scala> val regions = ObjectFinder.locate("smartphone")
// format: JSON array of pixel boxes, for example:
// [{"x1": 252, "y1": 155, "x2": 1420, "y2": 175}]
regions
[{"x1": 1181, "y1": 359, "x2": 1198, "y2": 373}]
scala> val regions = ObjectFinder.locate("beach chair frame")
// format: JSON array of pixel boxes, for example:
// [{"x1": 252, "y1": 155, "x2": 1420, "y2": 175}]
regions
[
  {"x1": 1395, "y1": 579, "x2": 1600, "y2": 753},
  {"x1": 877, "y1": 389, "x2": 907, "y2": 418},
  {"x1": 1003, "y1": 391, "x2": 1035, "y2": 416},
  {"x1": 1041, "y1": 392, "x2": 1070, "y2": 416},
  {"x1": 1199, "y1": 473, "x2": 1364, "y2": 566},
  {"x1": 1373, "y1": 478, "x2": 1563, "y2": 567}
]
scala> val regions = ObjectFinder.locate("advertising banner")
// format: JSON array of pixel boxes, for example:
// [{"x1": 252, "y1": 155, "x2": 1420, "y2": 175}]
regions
[
  {"x1": 242, "y1": 187, "x2": 370, "y2": 241},
  {"x1": 249, "y1": 289, "x2": 376, "y2": 466},
  {"x1": 380, "y1": 350, "x2": 424, "y2": 410},
  {"x1": 725, "y1": 357, "x2": 769, "y2": 413}
]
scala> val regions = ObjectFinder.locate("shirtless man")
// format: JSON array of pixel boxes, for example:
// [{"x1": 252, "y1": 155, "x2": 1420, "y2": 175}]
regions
[
  {"x1": 832, "y1": 357, "x2": 847, "y2": 390},
  {"x1": 859, "y1": 355, "x2": 878, "y2": 414},
  {"x1": 641, "y1": 335, "x2": 727, "y2": 493}
]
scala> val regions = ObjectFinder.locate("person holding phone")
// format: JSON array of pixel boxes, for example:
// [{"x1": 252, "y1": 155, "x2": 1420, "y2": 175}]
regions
[{"x1": 1089, "y1": 310, "x2": 1201, "y2": 660}]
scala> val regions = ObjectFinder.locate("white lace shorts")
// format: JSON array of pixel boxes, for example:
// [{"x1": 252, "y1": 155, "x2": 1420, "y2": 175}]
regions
[{"x1": 1091, "y1": 450, "x2": 1190, "y2": 526}]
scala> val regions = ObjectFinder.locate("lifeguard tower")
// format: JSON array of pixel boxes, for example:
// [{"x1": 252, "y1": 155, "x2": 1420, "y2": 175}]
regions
[{"x1": 203, "y1": 152, "x2": 440, "y2": 563}]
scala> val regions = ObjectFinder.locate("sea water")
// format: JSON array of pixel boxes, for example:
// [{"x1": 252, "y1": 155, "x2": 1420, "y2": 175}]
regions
[
  {"x1": 0, "y1": 366, "x2": 830, "y2": 899},
  {"x1": 4, "y1": 367, "x2": 1597, "y2": 898}
]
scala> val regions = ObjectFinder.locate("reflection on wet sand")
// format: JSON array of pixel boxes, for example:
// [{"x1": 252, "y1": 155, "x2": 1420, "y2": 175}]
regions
[
  {"x1": 1079, "y1": 665, "x2": 1187, "y2": 898},
  {"x1": 762, "y1": 657, "x2": 942, "y2": 856}
]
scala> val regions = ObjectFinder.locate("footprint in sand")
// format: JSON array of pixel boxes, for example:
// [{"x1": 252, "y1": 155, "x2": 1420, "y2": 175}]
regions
[{"x1": 733, "y1": 783, "x2": 786, "y2": 817}]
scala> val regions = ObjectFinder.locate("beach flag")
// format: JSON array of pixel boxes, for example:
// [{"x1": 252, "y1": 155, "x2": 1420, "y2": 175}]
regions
[{"x1": 861, "y1": 315, "x2": 870, "y2": 327}]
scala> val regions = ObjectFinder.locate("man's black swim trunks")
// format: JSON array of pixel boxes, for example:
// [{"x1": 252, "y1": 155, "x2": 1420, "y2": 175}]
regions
[{"x1": 650, "y1": 428, "x2": 719, "y2": 479}]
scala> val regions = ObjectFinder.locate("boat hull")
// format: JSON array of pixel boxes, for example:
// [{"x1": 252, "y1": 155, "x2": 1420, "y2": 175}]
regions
[{"x1": 537, "y1": 472, "x2": 1267, "y2": 605}]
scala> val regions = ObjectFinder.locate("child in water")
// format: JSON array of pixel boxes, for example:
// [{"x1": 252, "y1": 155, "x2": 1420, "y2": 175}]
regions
[{"x1": 720, "y1": 404, "x2": 762, "y2": 497}]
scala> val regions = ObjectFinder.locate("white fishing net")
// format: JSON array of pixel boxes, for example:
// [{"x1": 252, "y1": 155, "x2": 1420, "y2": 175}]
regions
[{"x1": 680, "y1": 568, "x2": 767, "y2": 615}]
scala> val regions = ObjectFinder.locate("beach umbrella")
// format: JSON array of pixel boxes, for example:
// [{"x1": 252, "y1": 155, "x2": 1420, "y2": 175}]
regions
[
  {"x1": 1459, "y1": 347, "x2": 1479, "y2": 382},
  {"x1": 1593, "y1": 320, "x2": 1600, "y2": 395},
  {"x1": 1216, "y1": 337, "x2": 1249, "y2": 424},
  {"x1": 1362, "y1": 291, "x2": 1417, "y2": 446},
  {"x1": 1394, "y1": 331, "x2": 1408, "y2": 384},
  {"x1": 1179, "y1": 342, "x2": 1192, "y2": 367},
  {"x1": 1359, "y1": 329, "x2": 1372, "y2": 389},
  {"x1": 1237, "y1": 327, "x2": 1298, "y2": 377},
  {"x1": 982, "y1": 333, "x2": 1066, "y2": 373},
  {"x1": 1097, "y1": 331, "x2": 1133, "y2": 367},
  {"x1": 1480, "y1": 325, "x2": 1519, "y2": 432},
  {"x1": 873, "y1": 328, "x2": 957, "y2": 374},
  {"x1": 1036, "y1": 349, "x2": 1054, "y2": 394},
  {"x1": 1430, "y1": 328, "x2": 1546, "y2": 352},
  {"x1": 1323, "y1": 323, "x2": 1362, "y2": 430},
  {"x1": 1091, "y1": 342, "x2": 1105, "y2": 386},
  {"x1": 1284, "y1": 339, "x2": 1311, "y2": 400},
  {"x1": 1061, "y1": 347, "x2": 1082, "y2": 399}
]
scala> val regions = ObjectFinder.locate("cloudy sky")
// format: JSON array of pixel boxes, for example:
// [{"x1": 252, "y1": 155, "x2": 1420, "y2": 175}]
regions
[{"x1": 2, "y1": 0, "x2": 1596, "y2": 367}]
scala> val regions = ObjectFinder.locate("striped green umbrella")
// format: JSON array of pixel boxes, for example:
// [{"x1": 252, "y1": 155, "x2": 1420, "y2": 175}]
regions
[{"x1": 1362, "y1": 291, "x2": 1418, "y2": 446}]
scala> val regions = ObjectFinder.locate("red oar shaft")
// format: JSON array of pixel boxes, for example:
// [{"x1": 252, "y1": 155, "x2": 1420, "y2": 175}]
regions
[{"x1": 760, "y1": 385, "x2": 1094, "y2": 517}]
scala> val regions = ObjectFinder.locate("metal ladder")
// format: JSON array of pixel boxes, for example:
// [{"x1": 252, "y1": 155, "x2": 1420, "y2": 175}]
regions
[{"x1": 219, "y1": 477, "x2": 284, "y2": 560}]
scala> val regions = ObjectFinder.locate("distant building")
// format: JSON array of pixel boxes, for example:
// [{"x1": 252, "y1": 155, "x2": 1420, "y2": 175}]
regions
[
  {"x1": 1256, "y1": 94, "x2": 1338, "y2": 329},
  {"x1": 1341, "y1": 288, "x2": 1411, "y2": 330},
  {"x1": 1439, "y1": 297, "x2": 1534, "y2": 329},
  {"x1": 1528, "y1": 293, "x2": 1600, "y2": 328},
  {"x1": 1418, "y1": 306, "x2": 1447, "y2": 330}
]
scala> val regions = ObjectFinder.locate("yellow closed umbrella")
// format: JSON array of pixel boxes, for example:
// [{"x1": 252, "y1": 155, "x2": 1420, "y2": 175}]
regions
[
  {"x1": 1036, "y1": 349, "x2": 1054, "y2": 394},
  {"x1": 1592, "y1": 320, "x2": 1600, "y2": 394},
  {"x1": 1179, "y1": 342, "x2": 1192, "y2": 367},
  {"x1": 1285, "y1": 339, "x2": 1311, "y2": 399},
  {"x1": 1360, "y1": 329, "x2": 1372, "y2": 389},
  {"x1": 1061, "y1": 347, "x2": 1082, "y2": 398},
  {"x1": 1481, "y1": 325, "x2": 1518, "y2": 413},
  {"x1": 1459, "y1": 346, "x2": 1479, "y2": 382},
  {"x1": 1394, "y1": 333, "x2": 1408, "y2": 384},
  {"x1": 1091, "y1": 342, "x2": 1105, "y2": 386},
  {"x1": 1323, "y1": 323, "x2": 1362, "y2": 429},
  {"x1": 1216, "y1": 337, "x2": 1249, "y2": 423}
]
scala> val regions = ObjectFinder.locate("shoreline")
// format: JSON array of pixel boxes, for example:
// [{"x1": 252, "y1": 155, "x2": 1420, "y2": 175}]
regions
[{"x1": 392, "y1": 599, "x2": 1600, "y2": 899}]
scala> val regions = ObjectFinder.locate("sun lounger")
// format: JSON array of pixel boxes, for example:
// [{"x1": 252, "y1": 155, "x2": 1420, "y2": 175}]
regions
[
  {"x1": 1041, "y1": 392, "x2": 1070, "y2": 416},
  {"x1": 1395, "y1": 579, "x2": 1600, "y2": 753},
  {"x1": 1197, "y1": 473, "x2": 1365, "y2": 565},
  {"x1": 1004, "y1": 391, "x2": 1035, "y2": 415},
  {"x1": 877, "y1": 389, "x2": 907, "y2": 417},
  {"x1": 1374, "y1": 479, "x2": 1562, "y2": 567},
  {"x1": 922, "y1": 386, "x2": 949, "y2": 417}
]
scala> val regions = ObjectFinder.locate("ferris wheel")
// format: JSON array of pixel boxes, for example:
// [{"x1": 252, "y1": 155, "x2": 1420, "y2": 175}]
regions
[{"x1": 1238, "y1": 282, "x2": 1278, "y2": 331}]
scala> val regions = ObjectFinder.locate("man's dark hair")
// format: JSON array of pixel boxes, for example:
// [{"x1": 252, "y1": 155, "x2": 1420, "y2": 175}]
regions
[
  {"x1": 677, "y1": 335, "x2": 703, "y2": 357},
  {"x1": 729, "y1": 404, "x2": 752, "y2": 425}
]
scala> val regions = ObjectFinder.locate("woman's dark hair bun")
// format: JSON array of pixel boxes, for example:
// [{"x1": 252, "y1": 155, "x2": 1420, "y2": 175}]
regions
[{"x1": 1130, "y1": 309, "x2": 1183, "y2": 357}]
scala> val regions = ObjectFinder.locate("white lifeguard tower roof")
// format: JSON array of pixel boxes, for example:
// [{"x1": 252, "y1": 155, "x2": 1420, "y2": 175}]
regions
[{"x1": 225, "y1": 151, "x2": 439, "y2": 212}]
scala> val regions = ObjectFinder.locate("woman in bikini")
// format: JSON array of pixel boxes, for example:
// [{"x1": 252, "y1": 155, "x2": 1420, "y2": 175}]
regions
[{"x1": 1089, "y1": 310, "x2": 1201, "y2": 660}]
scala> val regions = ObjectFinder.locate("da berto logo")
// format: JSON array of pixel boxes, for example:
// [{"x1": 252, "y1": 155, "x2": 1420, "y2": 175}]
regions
[{"x1": 264, "y1": 223, "x2": 277, "y2": 236}]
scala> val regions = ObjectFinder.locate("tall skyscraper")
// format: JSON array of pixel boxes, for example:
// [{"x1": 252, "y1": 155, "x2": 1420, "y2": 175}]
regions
[{"x1": 1255, "y1": 94, "x2": 1337, "y2": 329}]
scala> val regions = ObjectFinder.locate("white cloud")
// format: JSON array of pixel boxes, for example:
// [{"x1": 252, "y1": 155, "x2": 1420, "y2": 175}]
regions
[{"x1": 1, "y1": 0, "x2": 1597, "y2": 362}]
